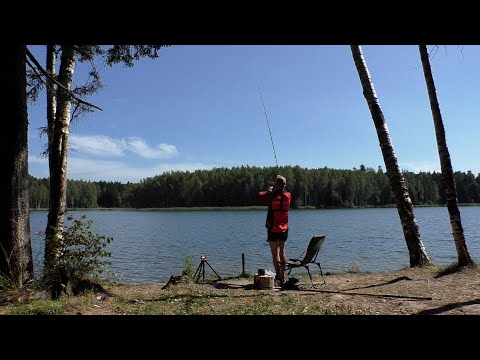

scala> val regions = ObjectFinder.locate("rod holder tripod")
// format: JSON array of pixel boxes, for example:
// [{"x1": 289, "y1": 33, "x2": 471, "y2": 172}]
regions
[{"x1": 194, "y1": 255, "x2": 221, "y2": 283}]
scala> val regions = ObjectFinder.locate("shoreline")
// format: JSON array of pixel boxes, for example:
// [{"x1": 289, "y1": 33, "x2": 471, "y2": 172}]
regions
[{"x1": 29, "y1": 203, "x2": 480, "y2": 212}]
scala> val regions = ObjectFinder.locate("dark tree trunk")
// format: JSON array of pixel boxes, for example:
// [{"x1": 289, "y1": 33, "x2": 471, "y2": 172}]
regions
[
  {"x1": 44, "y1": 45, "x2": 76, "y2": 276},
  {"x1": 419, "y1": 45, "x2": 474, "y2": 267},
  {"x1": 0, "y1": 45, "x2": 34, "y2": 286},
  {"x1": 351, "y1": 45, "x2": 430, "y2": 267}
]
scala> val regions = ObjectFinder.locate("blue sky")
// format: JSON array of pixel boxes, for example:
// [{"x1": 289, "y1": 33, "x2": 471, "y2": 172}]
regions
[{"x1": 27, "y1": 45, "x2": 479, "y2": 183}]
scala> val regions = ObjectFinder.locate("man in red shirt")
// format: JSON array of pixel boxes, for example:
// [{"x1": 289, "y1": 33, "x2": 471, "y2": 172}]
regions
[{"x1": 257, "y1": 175, "x2": 292, "y2": 286}]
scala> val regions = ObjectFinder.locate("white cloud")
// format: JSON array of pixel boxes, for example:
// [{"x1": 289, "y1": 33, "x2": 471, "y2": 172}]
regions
[
  {"x1": 64, "y1": 157, "x2": 213, "y2": 183},
  {"x1": 28, "y1": 134, "x2": 204, "y2": 182},
  {"x1": 68, "y1": 134, "x2": 178, "y2": 160},
  {"x1": 125, "y1": 137, "x2": 178, "y2": 159},
  {"x1": 70, "y1": 135, "x2": 125, "y2": 156}
]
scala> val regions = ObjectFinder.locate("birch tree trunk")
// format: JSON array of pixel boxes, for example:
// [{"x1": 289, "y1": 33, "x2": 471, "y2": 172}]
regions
[
  {"x1": 0, "y1": 44, "x2": 34, "y2": 286},
  {"x1": 419, "y1": 45, "x2": 474, "y2": 267},
  {"x1": 46, "y1": 45, "x2": 57, "y2": 180},
  {"x1": 44, "y1": 45, "x2": 76, "y2": 277},
  {"x1": 351, "y1": 45, "x2": 430, "y2": 267}
]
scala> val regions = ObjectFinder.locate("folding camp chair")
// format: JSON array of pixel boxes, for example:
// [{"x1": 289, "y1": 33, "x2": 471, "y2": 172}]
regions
[{"x1": 283, "y1": 235, "x2": 326, "y2": 287}]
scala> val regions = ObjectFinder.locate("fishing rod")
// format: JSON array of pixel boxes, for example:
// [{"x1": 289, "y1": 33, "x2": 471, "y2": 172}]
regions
[
  {"x1": 244, "y1": 49, "x2": 279, "y2": 171},
  {"x1": 257, "y1": 79, "x2": 279, "y2": 170}
]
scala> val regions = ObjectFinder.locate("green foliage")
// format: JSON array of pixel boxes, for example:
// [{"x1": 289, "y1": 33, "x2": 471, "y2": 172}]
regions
[
  {"x1": 26, "y1": 68, "x2": 44, "y2": 102},
  {"x1": 182, "y1": 255, "x2": 195, "y2": 279},
  {"x1": 60, "y1": 215, "x2": 113, "y2": 281},
  {"x1": 105, "y1": 45, "x2": 170, "y2": 67}
]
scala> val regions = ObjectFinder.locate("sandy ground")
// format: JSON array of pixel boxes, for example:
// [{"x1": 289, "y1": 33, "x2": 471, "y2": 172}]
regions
[
  {"x1": 1, "y1": 265, "x2": 478, "y2": 315},
  {"x1": 212, "y1": 265, "x2": 480, "y2": 315}
]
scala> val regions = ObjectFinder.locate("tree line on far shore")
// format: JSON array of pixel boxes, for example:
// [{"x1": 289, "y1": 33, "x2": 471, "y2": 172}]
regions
[{"x1": 28, "y1": 165, "x2": 480, "y2": 209}]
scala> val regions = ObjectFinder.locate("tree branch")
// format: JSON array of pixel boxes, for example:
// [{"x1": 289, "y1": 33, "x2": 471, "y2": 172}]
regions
[
  {"x1": 25, "y1": 48, "x2": 103, "y2": 111},
  {"x1": 25, "y1": 57, "x2": 53, "y2": 91},
  {"x1": 71, "y1": 45, "x2": 90, "y2": 58}
]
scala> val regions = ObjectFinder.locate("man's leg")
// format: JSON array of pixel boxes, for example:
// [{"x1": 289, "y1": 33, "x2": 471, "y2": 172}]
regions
[
  {"x1": 268, "y1": 240, "x2": 280, "y2": 279},
  {"x1": 277, "y1": 240, "x2": 286, "y2": 283}
]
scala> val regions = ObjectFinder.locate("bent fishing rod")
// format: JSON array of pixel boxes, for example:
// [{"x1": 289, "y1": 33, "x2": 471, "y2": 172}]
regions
[
  {"x1": 244, "y1": 49, "x2": 279, "y2": 171},
  {"x1": 257, "y1": 78, "x2": 279, "y2": 170}
]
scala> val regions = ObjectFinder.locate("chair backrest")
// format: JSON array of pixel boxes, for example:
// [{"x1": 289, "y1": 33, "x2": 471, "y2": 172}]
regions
[{"x1": 301, "y1": 235, "x2": 326, "y2": 265}]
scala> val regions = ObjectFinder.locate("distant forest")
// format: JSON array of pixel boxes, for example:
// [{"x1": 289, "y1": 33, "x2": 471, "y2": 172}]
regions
[{"x1": 29, "y1": 165, "x2": 480, "y2": 209}]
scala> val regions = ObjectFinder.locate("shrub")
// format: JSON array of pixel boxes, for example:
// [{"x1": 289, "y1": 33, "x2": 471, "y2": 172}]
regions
[
  {"x1": 59, "y1": 215, "x2": 113, "y2": 282},
  {"x1": 182, "y1": 255, "x2": 196, "y2": 279}
]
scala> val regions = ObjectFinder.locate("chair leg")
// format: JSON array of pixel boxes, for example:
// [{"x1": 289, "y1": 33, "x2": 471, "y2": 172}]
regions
[
  {"x1": 317, "y1": 263, "x2": 326, "y2": 285},
  {"x1": 304, "y1": 266, "x2": 314, "y2": 288}
]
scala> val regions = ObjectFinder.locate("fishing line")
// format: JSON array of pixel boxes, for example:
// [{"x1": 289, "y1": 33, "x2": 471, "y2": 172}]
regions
[{"x1": 244, "y1": 49, "x2": 279, "y2": 170}]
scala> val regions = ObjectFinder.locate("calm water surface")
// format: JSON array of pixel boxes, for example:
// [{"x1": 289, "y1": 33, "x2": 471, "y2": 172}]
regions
[{"x1": 30, "y1": 207, "x2": 480, "y2": 283}]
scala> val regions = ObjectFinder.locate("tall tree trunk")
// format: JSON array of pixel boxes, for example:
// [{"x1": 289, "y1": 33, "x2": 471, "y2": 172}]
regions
[
  {"x1": 46, "y1": 45, "x2": 57, "y2": 181},
  {"x1": 419, "y1": 45, "x2": 474, "y2": 267},
  {"x1": 44, "y1": 45, "x2": 76, "y2": 277},
  {"x1": 351, "y1": 45, "x2": 430, "y2": 267},
  {"x1": 0, "y1": 45, "x2": 34, "y2": 286}
]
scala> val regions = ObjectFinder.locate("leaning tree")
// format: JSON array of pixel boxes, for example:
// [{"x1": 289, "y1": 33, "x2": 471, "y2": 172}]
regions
[
  {"x1": 351, "y1": 45, "x2": 430, "y2": 267},
  {"x1": 419, "y1": 45, "x2": 474, "y2": 267}
]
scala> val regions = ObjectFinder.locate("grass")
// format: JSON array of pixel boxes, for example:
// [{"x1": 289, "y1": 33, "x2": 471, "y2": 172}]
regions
[
  {"x1": 11, "y1": 300, "x2": 64, "y2": 315},
  {"x1": 0, "y1": 282, "x2": 370, "y2": 315},
  {"x1": 220, "y1": 272, "x2": 254, "y2": 281}
]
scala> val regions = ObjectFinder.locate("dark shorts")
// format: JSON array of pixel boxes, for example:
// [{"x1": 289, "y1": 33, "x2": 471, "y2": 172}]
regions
[{"x1": 267, "y1": 230, "x2": 288, "y2": 242}]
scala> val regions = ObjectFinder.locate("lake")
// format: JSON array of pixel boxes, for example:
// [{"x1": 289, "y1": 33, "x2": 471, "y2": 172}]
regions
[{"x1": 30, "y1": 207, "x2": 480, "y2": 283}]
